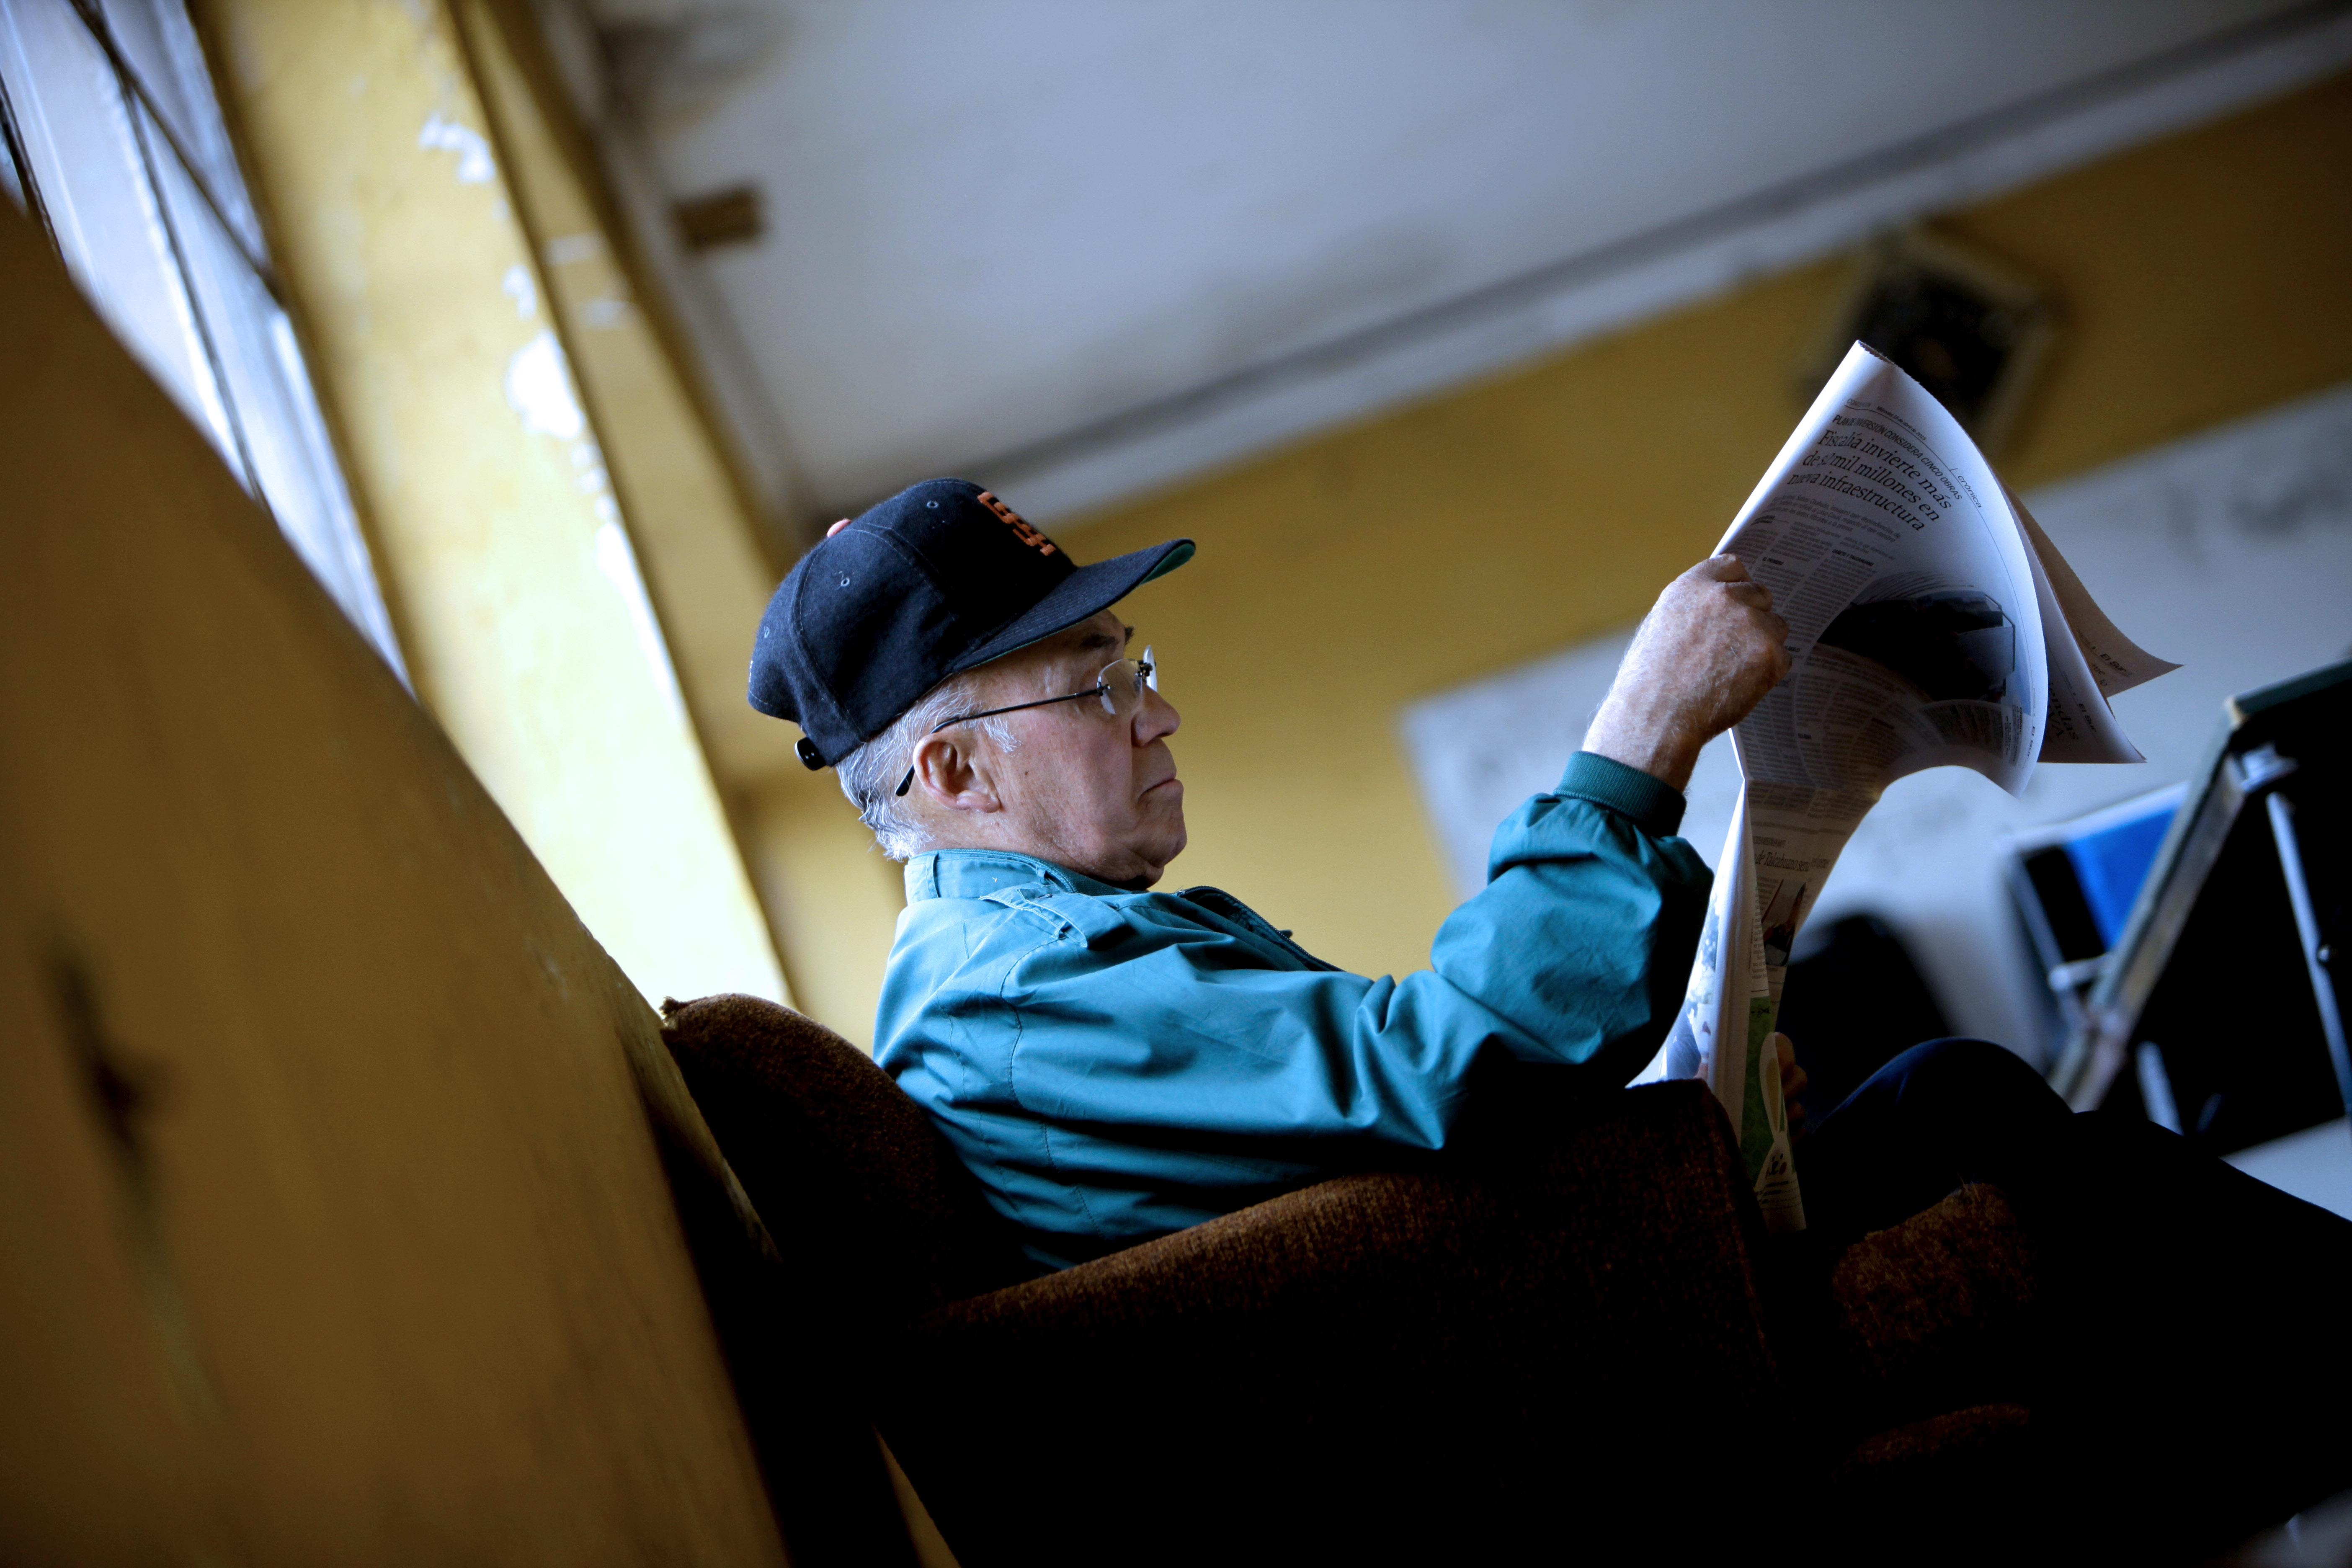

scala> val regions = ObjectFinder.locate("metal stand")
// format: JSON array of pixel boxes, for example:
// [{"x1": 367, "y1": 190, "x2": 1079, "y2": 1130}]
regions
[
  {"x1": 2266, "y1": 787, "x2": 2350, "y2": 1129},
  {"x1": 2052, "y1": 660, "x2": 2352, "y2": 1126}
]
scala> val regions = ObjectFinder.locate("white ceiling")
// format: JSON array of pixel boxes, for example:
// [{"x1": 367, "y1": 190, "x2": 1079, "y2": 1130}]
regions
[{"x1": 582, "y1": 0, "x2": 2347, "y2": 522}]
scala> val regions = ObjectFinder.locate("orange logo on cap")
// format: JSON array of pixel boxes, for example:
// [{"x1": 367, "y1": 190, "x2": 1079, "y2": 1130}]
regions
[{"x1": 976, "y1": 490, "x2": 1057, "y2": 557}]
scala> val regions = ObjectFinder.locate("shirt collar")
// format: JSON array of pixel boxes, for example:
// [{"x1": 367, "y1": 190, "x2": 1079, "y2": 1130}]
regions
[{"x1": 904, "y1": 848, "x2": 1132, "y2": 903}]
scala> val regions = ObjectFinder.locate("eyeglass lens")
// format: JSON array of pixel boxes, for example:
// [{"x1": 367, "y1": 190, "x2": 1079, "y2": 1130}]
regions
[{"x1": 1096, "y1": 646, "x2": 1157, "y2": 719}]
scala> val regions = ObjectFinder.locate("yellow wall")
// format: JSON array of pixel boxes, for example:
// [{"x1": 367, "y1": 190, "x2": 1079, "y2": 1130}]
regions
[
  {"x1": 204, "y1": 0, "x2": 787, "y2": 1009},
  {"x1": 442, "y1": 3, "x2": 875, "y2": 1031},
  {"x1": 750, "y1": 70, "x2": 2352, "y2": 1045},
  {"x1": 0, "y1": 199, "x2": 784, "y2": 1561}
]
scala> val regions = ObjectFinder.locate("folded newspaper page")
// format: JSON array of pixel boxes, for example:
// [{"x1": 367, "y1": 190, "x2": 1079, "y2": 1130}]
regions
[{"x1": 1632, "y1": 341, "x2": 2176, "y2": 1233}]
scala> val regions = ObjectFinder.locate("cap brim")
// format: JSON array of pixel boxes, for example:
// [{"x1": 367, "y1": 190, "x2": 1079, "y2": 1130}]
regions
[{"x1": 948, "y1": 539, "x2": 1194, "y2": 672}]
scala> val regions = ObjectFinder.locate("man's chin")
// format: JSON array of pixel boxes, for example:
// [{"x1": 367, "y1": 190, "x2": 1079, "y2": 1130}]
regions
[
  {"x1": 1155, "y1": 812, "x2": 1187, "y2": 869},
  {"x1": 1122, "y1": 823, "x2": 1186, "y2": 891}
]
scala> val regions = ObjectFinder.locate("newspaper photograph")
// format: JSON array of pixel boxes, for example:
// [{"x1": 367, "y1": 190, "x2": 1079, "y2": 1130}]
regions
[{"x1": 1633, "y1": 341, "x2": 2177, "y2": 1232}]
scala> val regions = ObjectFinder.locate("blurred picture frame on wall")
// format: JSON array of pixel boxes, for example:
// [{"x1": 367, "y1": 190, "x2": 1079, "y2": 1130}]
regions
[{"x1": 1797, "y1": 225, "x2": 2060, "y2": 459}]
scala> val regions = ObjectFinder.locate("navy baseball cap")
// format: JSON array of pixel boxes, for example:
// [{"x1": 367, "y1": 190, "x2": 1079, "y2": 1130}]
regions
[{"x1": 749, "y1": 477, "x2": 1194, "y2": 769}]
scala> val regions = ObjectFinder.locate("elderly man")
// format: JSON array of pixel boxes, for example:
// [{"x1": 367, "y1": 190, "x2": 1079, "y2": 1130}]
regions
[
  {"x1": 753, "y1": 477, "x2": 2352, "y2": 1553},
  {"x1": 752, "y1": 476, "x2": 1800, "y2": 1269}
]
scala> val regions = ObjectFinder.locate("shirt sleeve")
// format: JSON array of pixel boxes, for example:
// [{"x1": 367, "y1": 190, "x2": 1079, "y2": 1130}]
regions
[{"x1": 997, "y1": 751, "x2": 1712, "y2": 1157}]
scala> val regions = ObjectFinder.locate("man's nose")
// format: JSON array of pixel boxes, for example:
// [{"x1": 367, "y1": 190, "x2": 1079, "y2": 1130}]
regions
[{"x1": 1134, "y1": 685, "x2": 1180, "y2": 743}]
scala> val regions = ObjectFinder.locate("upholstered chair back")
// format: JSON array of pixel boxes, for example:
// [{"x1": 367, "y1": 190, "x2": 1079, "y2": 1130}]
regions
[{"x1": 659, "y1": 993, "x2": 1034, "y2": 1321}]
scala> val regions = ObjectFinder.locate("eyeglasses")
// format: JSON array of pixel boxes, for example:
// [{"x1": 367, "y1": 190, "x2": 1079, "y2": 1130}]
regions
[{"x1": 895, "y1": 647, "x2": 1158, "y2": 797}]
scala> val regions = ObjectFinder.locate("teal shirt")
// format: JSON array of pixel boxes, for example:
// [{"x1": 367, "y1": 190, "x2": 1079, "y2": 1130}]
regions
[{"x1": 874, "y1": 751, "x2": 1710, "y2": 1269}]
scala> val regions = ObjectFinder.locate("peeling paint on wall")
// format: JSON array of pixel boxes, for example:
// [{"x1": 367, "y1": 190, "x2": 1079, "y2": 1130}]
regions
[
  {"x1": 219, "y1": 0, "x2": 788, "y2": 1010},
  {"x1": 595, "y1": 518, "x2": 690, "y2": 730},
  {"x1": 571, "y1": 439, "x2": 617, "y2": 521},
  {"x1": 416, "y1": 114, "x2": 494, "y2": 183},
  {"x1": 543, "y1": 232, "x2": 602, "y2": 266},
  {"x1": 500, "y1": 263, "x2": 537, "y2": 320},
  {"x1": 503, "y1": 330, "x2": 583, "y2": 441},
  {"x1": 580, "y1": 291, "x2": 634, "y2": 330}
]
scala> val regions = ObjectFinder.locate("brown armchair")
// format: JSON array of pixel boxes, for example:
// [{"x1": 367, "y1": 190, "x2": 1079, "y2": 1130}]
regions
[{"x1": 656, "y1": 994, "x2": 2041, "y2": 1566}]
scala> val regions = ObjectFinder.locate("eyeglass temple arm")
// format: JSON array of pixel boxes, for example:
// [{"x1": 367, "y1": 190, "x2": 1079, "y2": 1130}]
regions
[{"x1": 890, "y1": 686, "x2": 1106, "y2": 797}]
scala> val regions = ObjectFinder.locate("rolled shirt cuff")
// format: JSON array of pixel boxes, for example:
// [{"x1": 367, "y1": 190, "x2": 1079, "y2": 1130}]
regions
[{"x1": 1558, "y1": 751, "x2": 1689, "y2": 839}]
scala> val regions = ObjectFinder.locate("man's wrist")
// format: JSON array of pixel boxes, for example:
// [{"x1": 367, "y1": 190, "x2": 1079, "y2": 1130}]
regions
[
  {"x1": 1581, "y1": 700, "x2": 1702, "y2": 792},
  {"x1": 1561, "y1": 751, "x2": 1689, "y2": 838}
]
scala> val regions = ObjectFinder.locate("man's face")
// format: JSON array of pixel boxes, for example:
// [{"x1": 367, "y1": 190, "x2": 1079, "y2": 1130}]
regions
[{"x1": 930, "y1": 609, "x2": 1187, "y2": 888}]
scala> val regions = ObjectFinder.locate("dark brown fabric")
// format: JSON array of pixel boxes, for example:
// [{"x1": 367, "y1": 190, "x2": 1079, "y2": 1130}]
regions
[
  {"x1": 1826, "y1": 1403, "x2": 2047, "y2": 1566},
  {"x1": 659, "y1": 993, "x2": 1032, "y2": 1321},
  {"x1": 1841, "y1": 1400, "x2": 2032, "y2": 1473},
  {"x1": 626, "y1": 1026, "x2": 923, "y2": 1568},
  {"x1": 874, "y1": 1078, "x2": 1785, "y2": 1568},
  {"x1": 654, "y1": 1000, "x2": 2059, "y2": 1563},
  {"x1": 1828, "y1": 1183, "x2": 2038, "y2": 1433}
]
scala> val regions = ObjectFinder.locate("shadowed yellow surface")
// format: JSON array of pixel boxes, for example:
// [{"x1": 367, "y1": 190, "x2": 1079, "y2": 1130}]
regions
[{"x1": 0, "y1": 194, "x2": 783, "y2": 1564}]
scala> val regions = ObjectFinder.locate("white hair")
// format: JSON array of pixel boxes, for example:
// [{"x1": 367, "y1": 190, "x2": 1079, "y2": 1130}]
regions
[{"x1": 836, "y1": 670, "x2": 1021, "y2": 861}]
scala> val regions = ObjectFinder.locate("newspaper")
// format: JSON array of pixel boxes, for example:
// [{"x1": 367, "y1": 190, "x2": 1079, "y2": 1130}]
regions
[{"x1": 1631, "y1": 342, "x2": 2176, "y2": 1233}]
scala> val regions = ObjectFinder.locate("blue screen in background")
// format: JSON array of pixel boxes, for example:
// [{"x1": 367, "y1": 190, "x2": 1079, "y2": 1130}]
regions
[{"x1": 2062, "y1": 790, "x2": 2187, "y2": 950}]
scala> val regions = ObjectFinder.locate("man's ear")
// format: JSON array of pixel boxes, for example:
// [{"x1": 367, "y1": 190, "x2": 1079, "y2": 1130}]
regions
[{"x1": 908, "y1": 728, "x2": 1002, "y2": 815}]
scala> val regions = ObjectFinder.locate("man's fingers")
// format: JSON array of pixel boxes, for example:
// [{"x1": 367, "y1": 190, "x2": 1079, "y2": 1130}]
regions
[
  {"x1": 1603, "y1": 555, "x2": 1796, "y2": 779},
  {"x1": 1773, "y1": 1035, "x2": 1807, "y2": 1094}
]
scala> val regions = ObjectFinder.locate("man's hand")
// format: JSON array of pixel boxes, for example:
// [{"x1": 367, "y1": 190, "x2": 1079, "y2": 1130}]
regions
[
  {"x1": 1583, "y1": 556, "x2": 1791, "y2": 790},
  {"x1": 1685, "y1": 1030, "x2": 1810, "y2": 1126},
  {"x1": 1775, "y1": 1032, "x2": 1809, "y2": 1132}
]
